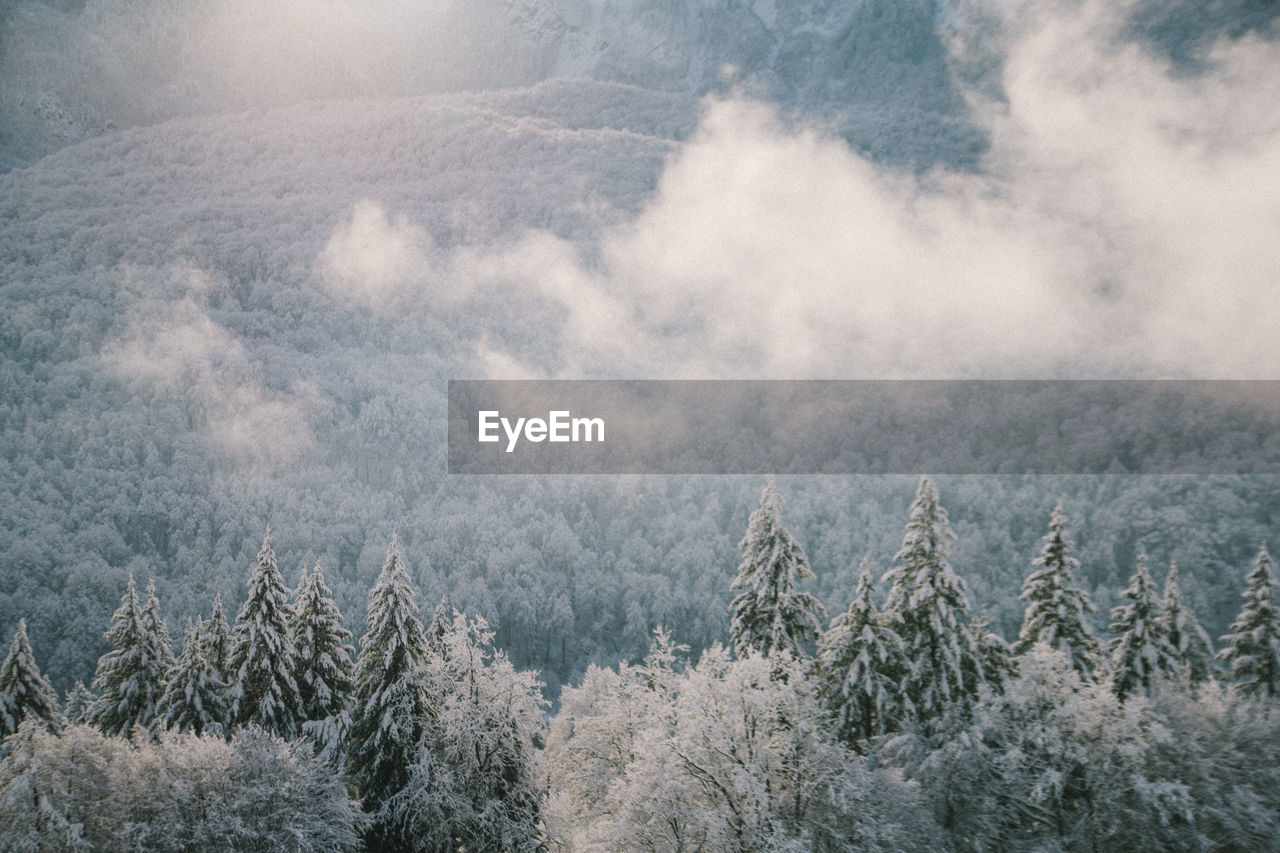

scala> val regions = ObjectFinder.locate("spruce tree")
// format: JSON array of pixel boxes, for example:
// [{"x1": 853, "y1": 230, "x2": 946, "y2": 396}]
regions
[
  {"x1": 426, "y1": 594, "x2": 451, "y2": 659},
  {"x1": 0, "y1": 619, "x2": 60, "y2": 738},
  {"x1": 816, "y1": 566, "x2": 907, "y2": 743},
  {"x1": 1109, "y1": 552, "x2": 1178, "y2": 701},
  {"x1": 140, "y1": 578, "x2": 175, "y2": 684},
  {"x1": 202, "y1": 592, "x2": 232, "y2": 682},
  {"x1": 729, "y1": 477, "x2": 825, "y2": 659},
  {"x1": 881, "y1": 476, "x2": 984, "y2": 723},
  {"x1": 970, "y1": 607, "x2": 1015, "y2": 692},
  {"x1": 1219, "y1": 544, "x2": 1280, "y2": 699},
  {"x1": 228, "y1": 533, "x2": 305, "y2": 737},
  {"x1": 1160, "y1": 562, "x2": 1214, "y2": 686},
  {"x1": 157, "y1": 619, "x2": 228, "y2": 736},
  {"x1": 292, "y1": 561, "x2": 355, "y2": 759},
  {"x1": 89, "y1": 574, "x2": 170, "y2": 738},
  {"x1": 63, "y1": 680, "x2": 95, "y2": 726},
  {"x1": 347, "y1": 536, "x2": 434, "y2": 849},
  {"x1": 1015, "y1": 503, "x2": 1102, "y2": 680}
]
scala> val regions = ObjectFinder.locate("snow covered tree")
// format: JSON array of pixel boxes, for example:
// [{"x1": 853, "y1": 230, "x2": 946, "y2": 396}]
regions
[
  {"x1": 0, "y1": 722, "x2": 363, "y2": 850},
  {"x1": 881, "y1": 476, "x2": 985, "y2": 724},
  {"x1": 558, "y1": 646, "x2": 942, "y2": 851},
  {"x1": 157, "y1": 619, "x2": 228, "y2": 736},
  {"x1": 970, "y1": 607, "x2": 1015, "y2": 692},
  {"x1": 1109, "y1": 552, "x2": 1179, "y2": 701},
  {"x1": 1219, "y1": 544, "x2": 1280, "y2": 699},
  {"x1": 390, "y1": 611, "x2": 547, "y2": 852},
  {"x1": 228, "y1": 533, "x2": 304, "y2": 737},
  {"x1": 425, "y1": 594, "x2": 450, "y2": 658},
  {"x1": 202, "y1": 592, "x2": 232, "y2": 682},
  {"x1": 1160, "y1": 562, "x2": 1214, "y2": 686},
  {"x1": 347, "y1": 536, "x2": 434, "y2": 850},
  {"x1": 729, "y1": 477, "x2": 825, "y2": 659},
  {"x1": 63, "y1": 680, "x2": 95, "y2": 726},
  {"x1": 1015, "y1": 503, "x2": 1102, "y2": 680},
  {"x1": 89, "y1": 574, "x2": 170, "y2": 738},
  {"x1": 893, "y1": 644, "x2": 1225, "y2": 851},
  {"x1": 140, "y1": 577, "x2": 174, "y2": 680},
  {"x1": 0, "y1": 619, "x2": 60, "y2": 738},
  {"x1": 291, "y1": 561, "x2": 354, "y2": 760},
  {"x1": 816, "y1": 566, "x2": 907, "y2": 743}
]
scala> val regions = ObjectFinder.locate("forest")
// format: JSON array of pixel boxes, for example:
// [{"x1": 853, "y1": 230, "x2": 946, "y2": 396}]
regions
[
  {"x1": 3, "y1": 0, "x2": 1280, "y2": 848},
  {"x1": 2, "y1": 475, "x2": 1279, "y2": 851}
]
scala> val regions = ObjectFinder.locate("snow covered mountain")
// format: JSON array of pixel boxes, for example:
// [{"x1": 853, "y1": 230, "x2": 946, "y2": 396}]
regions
[
  {"x1": 1, "y1": 0, "x2": 1279, "y2": 695},
  {"x1": 0, "y1": 0, "x2": 977, "y2": 170}
]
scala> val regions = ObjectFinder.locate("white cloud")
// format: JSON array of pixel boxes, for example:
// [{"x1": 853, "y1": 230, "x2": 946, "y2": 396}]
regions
[
  {"x1": 102, "y1": 287, "x2": 319, "y2": 465},
  {"x1": 319, "y1": 200, "x2": 437, "y2": 310},
  {"x1": 462, "y1": 0, "x2": 1280, "y2": 379}
]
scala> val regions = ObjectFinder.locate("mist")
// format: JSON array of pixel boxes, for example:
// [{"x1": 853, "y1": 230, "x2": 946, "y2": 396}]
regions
[{"x1": 450, "y1": 0, "x2": 1280, "y2": 379}]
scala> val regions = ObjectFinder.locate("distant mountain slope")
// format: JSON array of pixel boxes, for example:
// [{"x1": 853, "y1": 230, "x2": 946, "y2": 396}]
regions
[{"x1": 4, "y1": 0, "x2": 1275, "y2": 172}]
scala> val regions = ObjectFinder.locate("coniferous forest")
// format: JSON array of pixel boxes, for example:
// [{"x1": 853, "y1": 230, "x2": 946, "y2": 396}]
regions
[
  {"x1": 4, "y1": 0, "x2": 1280, "y2": 849},
  {"x1": 3, "y1": 477, "x2": 1280, "y2": 850}
]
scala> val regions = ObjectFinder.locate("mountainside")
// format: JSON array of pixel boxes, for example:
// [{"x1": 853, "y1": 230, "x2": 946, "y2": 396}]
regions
[{"x1": 1, "y1": 0, "x2": 1279, "y2": 696}]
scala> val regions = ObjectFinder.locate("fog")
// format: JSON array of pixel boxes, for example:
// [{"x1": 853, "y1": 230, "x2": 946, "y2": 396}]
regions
[{"x1": 446, "y1": 0, "x2": 1280, "y2": 379}]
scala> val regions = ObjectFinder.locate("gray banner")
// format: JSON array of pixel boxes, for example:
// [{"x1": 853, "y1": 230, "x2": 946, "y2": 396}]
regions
[{"x1": 447, "y1": 380, "x2": 1280, "y2": 475}]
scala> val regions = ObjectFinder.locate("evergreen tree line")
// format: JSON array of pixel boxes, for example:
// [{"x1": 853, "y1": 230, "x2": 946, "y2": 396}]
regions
[
  {"x1": 0, "y1": 534, "x2": 545, "y2": 852},
  {"x1": 723, "y1": 477, "x2": 1279, "y2": 747},
  {"x1": 542, "y1": 477, "x2": 1280, "y2": 850},
  {"x1": 3, "y1": 476, "x2": 1280, "y2": 850}
]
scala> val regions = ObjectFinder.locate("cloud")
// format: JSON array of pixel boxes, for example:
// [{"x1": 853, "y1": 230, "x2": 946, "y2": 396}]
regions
[
  {"x1": 102, "y1": 283, "x2": 319, "y2": 465},
  {"x1": 319, "y1": 200, "x2": 438, "y2": 310},
  {"x1": 460, "y1": 0, "x2": 1280, "y2": 379}
]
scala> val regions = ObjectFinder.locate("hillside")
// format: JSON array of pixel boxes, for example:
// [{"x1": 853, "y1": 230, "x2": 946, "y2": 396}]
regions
[{"x1": 1, "y1": 0, "x2": 1279, "y2": 697}]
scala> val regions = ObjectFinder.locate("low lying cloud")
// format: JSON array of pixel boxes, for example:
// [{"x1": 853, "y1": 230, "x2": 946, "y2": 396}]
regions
[
  {"x1": 102, "y1": 282, "x2": 319, "y2": 465},
  {"x1": 319, "y1": 200, "x2": 436, "y2": 310},
  {"x1": 461, "y1": 0, "x2": 1280, "y2": 379}
]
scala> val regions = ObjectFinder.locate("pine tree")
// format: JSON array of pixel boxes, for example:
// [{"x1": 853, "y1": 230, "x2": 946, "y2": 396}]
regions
[
  {"x1": 63, "y1": 680, "x2": 95, "y2": 726},
  {"x1": 970, "y1": 607, "x2": 1015, "y2": 692},
  {"x1": 1160, "y1": 562, "x2": 1214, "y2": 686},
  {"x1": 729, "y1": 477, "x2": 825, "y2": 659},
  {"x1": 292, "y1": 561, "x2": 354, "y2": 760},
  {"x1": 881, "y1": 476, "x2": 984, "y2": 723},
  {"x1": 228, "y1": 533, "x2": 305, "y2": 737},
  {"x1": 1109, "y1": 552, "x2": 1179, "y2": 701},
  {"x1": 0, "y1": 619, "x2": 60, "y2": 738},
  {"x1": 157, "y1": 619, "x2": 228, "y2": 736},
  {"x1": 426, "y1": 594, "x2": 451, "y2": 659},
  {"x1": 1015, "y1": 503, "x2": 1102, "y2": 680},
  {"x1": 347, "y1": 536, "x2": 434, "y2": 849},
  {"x1": 140, "y1": 578, "x2": 175, "y2": 685},
  {"x1": 203, "y1": 592, "x2": 232, "y2": 682},
  {"x1": 1219, "y1": 544, "x2": 1280, "y2": 699},
  {"x1": 816, "y1": 566, "x2": 907, "y2": 743},
  {"x1": 89, "y1": 574, "x2": 170, "y2": 738}
]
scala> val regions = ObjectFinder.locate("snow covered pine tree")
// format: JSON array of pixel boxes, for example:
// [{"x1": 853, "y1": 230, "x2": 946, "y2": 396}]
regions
[
  {"x1": 292, "y1": 561, "x2": 355, "y2": 760},
  {"x1": 228, "y1": 533, "x2": 305, "y2": 737},
  {"x1": 729, "y1": 476, "x2": 825, "y2": 659},
  {"x1": 346, "y1": 536, "x2": 434, "y2": 851},
  {"x1": 1015, "y1": 503, "x2": 1102, "y2": 680},
  {"x1": 1219, "y1": 544, "x2": 1280, "y2": 699},
  {"x1": 157, "y1": 618, "x2": 228, "y2": 736},
  {"x1": 88, "y1": 574, "x2": 171, "y2": 738},
  {"x1": 816, "y1": 564, "x2": 906, "y2": 743},
  {"x1": 1109, "y1": 552, "x2": 1179, "y2": 701},
  {"x1": 0, "y1": 619, "x2": 61, "y2": 738},
  {"x1": 1160, "y1": 561, "x2": 1215, "y2": 686},
  {"x1": 881, "y1": 476, "x2": 986, "y2": 726}
]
